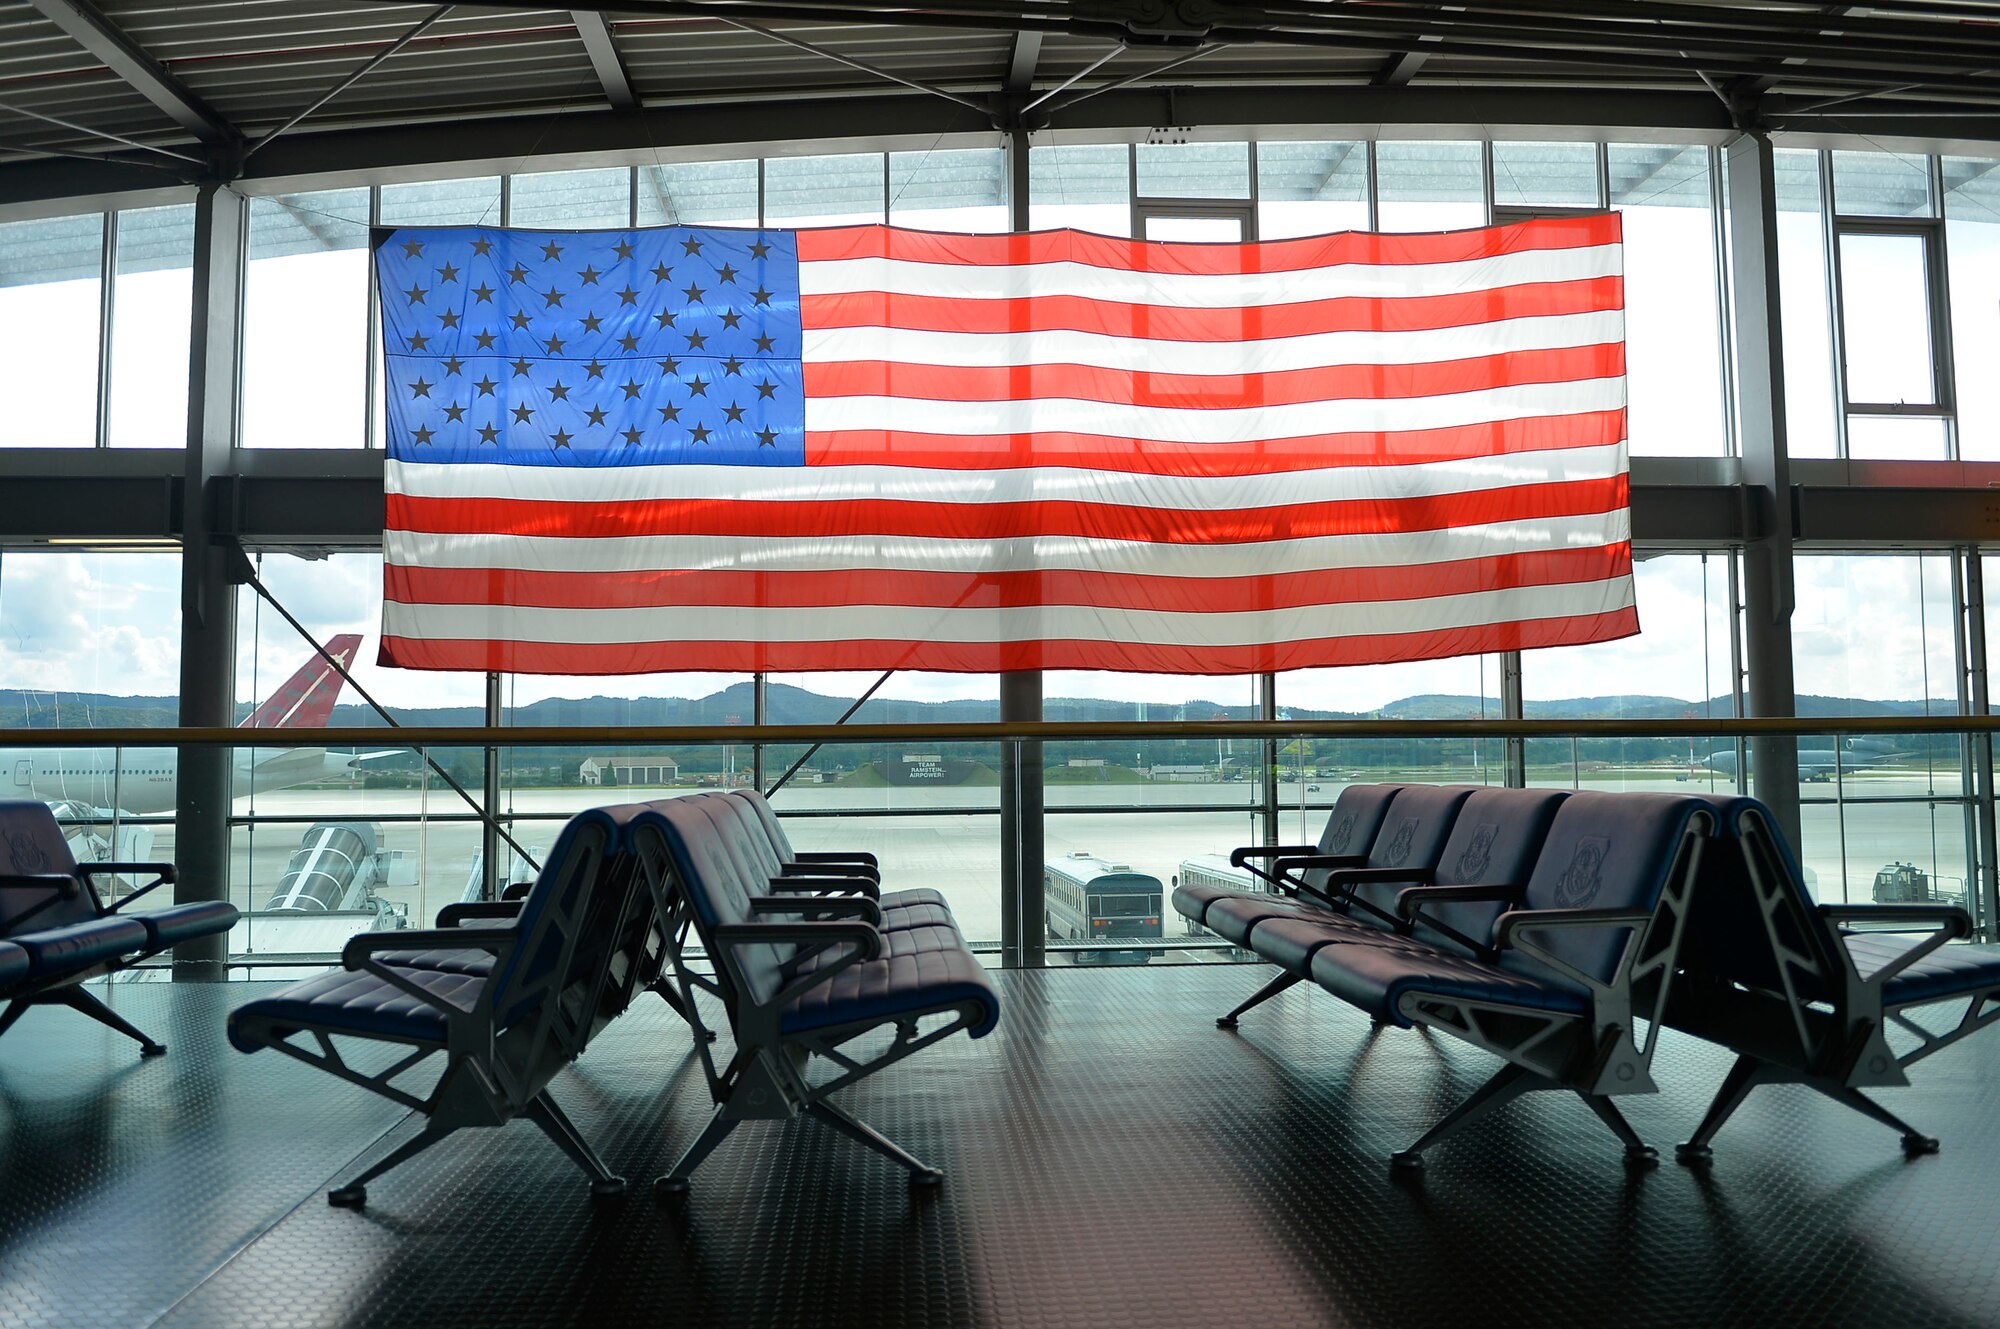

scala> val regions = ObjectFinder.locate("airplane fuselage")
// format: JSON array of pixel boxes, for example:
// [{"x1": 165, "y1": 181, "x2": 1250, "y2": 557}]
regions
[{"x1": 3, "y1": 746, "x2": 352, "y2": 815}]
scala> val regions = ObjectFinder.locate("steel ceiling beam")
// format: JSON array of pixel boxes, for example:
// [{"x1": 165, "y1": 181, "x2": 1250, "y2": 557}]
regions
[
  {"x1": 1005, "y1": 29, "x2": 1043, "y2": 92},
  {"x1": 574, "y1": 11, "x2": 640, "y2": 110},
  {"x1": 24, "y1": 0, "x2": 235, "y2": 144}
]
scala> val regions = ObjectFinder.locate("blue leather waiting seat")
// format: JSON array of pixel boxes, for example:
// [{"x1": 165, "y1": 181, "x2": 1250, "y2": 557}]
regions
[
  {"x1": 1666, "y1": 794, "x2": 2000, "y2": 1161},
  {"x1": 632, "y1": 793, "x2": 999, "y2": 1195},
  {"x1": 1238, "y1": 787, "x2": 1572, "y2": 1021},
  {"x1": 1299, "y1": 791, "x2": 1715, "y2": 1167},
  {"x1": 230, "y1": 803, "x2": 656, "y2": 1209},
  {"x1": 727, "y1": 788, "x2": 950, "y2": 914},
  {"x1": 1171, "y1": 783, "x2": 1405, "y2": 936},
  {"x1": 0, "y1": 799, "x2": 239, "y2": 1054},
  {"x1": 1201, "y1": 784, "x2": 1478, "y2": 1029}
]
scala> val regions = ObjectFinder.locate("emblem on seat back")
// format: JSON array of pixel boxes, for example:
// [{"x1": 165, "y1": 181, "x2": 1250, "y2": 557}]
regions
[
  {"x1": 6, "y1": 831, "x2": 48, "y2": 873},
  {"x1": 1327, "y1": 814, "x2": 1357, "y2": 852},
  {"x1": 1456, "y1": 824, "x2": 1498, "y2": 880},
  {"x1": 1554, "y1": 836, "x2": 1610, "y2": 907},
  {"x1": 1381, "y1": 817, "x2": 1418, "y2": 867}
]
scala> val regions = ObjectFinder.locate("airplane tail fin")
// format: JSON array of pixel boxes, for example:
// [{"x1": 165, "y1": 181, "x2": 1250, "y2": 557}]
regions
[{"x1": 245, "y1": 635, "x2": 362, "y2": 729}]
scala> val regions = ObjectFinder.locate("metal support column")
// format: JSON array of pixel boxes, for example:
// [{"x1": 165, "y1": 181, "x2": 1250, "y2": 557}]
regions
[
  {"x1": 1963, "y1": 550, "x2": 1998, "y2": 937},
  {"x1": 173, "y1": 182, "x2": 246, "y2": 981},
  {"x1": 751, "y1": 671, "x2": 767, "y2": 791},
  {"x1": 1259, "y1": 672, "x2": 1280, "y2": 848},
  {"x1": 1725, "y1": 132, "x2": 1802, "y2": 850},
  {"x1": 1500, "y1": 651, "x2": 1526, "y2": 787},
  {"x1": 483, "y1": 672, "x2": 502, "y2": 901},
  {"x1": 999, "y1": 126, "x2": 1045, "y2": 969}
]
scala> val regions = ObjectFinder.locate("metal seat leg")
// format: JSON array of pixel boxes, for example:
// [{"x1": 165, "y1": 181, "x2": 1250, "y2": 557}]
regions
[
  {"x1": 1676, "y1": 1054, "x2": 1769, "y2": 1164},
  {"x1": 525, "y1": 1091, "x2": 627, "y2": 1195},
  {"x1": 806, "y1": 1098, "x2": 942, "y2": 1186},
  {"x1": 1812, "y1": 1080, "x2": 1940, "y2": 1156},
  {"x1": 1392, "y1": 1062, "x2": 1535, "y2": 1169},
  {"x1": 59, "y1": 987, "x2": 165, "y2": 1055},
  {"x1": 328, "y1": 1123, "x2": 458, "y2": 1208},
  {"x1": 1217, "y1": 971, "x2": 1303, "y2": 1029},
  {"x1": 1578, "y1": 1090, "x2": 1658, "y2": 1166},
  {"x1": 654, "y1": 1107, "x2": 739, "y2": 1197}
]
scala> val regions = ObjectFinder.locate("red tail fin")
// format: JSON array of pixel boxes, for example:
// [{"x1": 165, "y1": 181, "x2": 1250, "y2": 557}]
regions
[{"x1": 245, "y1": 635, "x2": 362, "y2": 729}]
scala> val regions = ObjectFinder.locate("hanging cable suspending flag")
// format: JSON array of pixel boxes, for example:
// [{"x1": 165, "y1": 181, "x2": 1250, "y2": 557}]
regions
[{"x1": 375, "y1": 218, "x2": 1634, "y2": 675}]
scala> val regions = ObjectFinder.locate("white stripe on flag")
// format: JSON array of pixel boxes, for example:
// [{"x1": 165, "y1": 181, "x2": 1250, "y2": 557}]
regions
[{"x1": 383, "y1": 578, "x2": 1638, "y2": 647}]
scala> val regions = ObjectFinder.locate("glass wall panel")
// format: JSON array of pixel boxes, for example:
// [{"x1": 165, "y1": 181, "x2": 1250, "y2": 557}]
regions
[
  {"x1": 638, "y1": 160, "x2": 759, "y2": 226},
  {"x1": 1255, "y1": 140, "x2": 1368, "y2": 238},
  {"x1": 1491, "y1": 141, "x2": 1599, "y2": 210},
  {"x1": 1135, "y1": 141, "x2": 1250, "y2": 199},
  {"x1": 1029, "y1": 143, "x2": 1131, "y2": 235},
  {"x1": 108, "y1": 204, "x2": 193, "y2": 449},
  {"x1": 508, "y1": 167, "x2": 631, "y2": 228},
  {"x1": 1832, "y1": 149, "x2": 1935, "y2": 218},
  {"x1": 1277, "y1": 656, "x2": 1505, "y2": 806},
  {"x1": 1839, "y1": 230, "x2": 1939, "y2": 406},
  {"x1": 1522, "y1": 553, "x2": 1738, "y2": 792},
  {"x1": 0, "y1": 212, "x2": 103, "y2": 447},
  {"x1": 1945, "y1": 156, "x2": 2000, "y2": 461},
  {"x1": 1609, "y1": 144, "x2": 1726, "y2": 456},
  {"x1": 1775, "y1": 150, "x2": 1839, "y2": 458},
  {"x1": 1375, "y1": 140, "x2": 1484, "y2": 231},
  {"x1": 764, "y1": 153, "x2": 885, "y2": 226},
  {"x1": 1844, "y1": 415, "x2": 1949, "y2": 460},
  {"x1": 379, "y1": 176, "x2": 501, "y2": 226},
  {"x1": 1793, "y1": 554, "x2": 1968, "y2": 905},
  {"x1": 890, "y1": 146, "x2": 1008, "y2": 232},
  {"x1": 243, "y1": 189, "x2": 370, "y2": 449}
]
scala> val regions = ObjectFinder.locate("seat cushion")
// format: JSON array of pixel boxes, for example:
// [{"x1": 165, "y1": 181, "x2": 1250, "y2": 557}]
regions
[
  {"x1": 375, "y1": 946, "x2": 498, "y2": 977},
  {"x1": 126, "y1": 901, "x2": 240, "y2": 951},
  {"x1": 0, "y1": 941, "x2": 27, "y2": 991},
  {"x1": 229, "y1": 966, "x2": 487, "y2": 1052},
  {"x1": 880, "y1": 901, "x2": 954, "y2": 931},
  {"x1": 1247, "y1": 914, "x2": 1381, "y2": 973},
  {"x1": 9, "y1": 916, "x2": 148, "y2": 978},
  {"x1": 796, "y1": 924, "x2": 966, "y2": 972},
  {"x1": 880, "y1": 887, "x2": 948, "y2": 911},
  {"x1": 1845, "y1": 934, "x2": 2000, "y2": 1007},
  {"x1": 1171, "y1": 881, "x2": 1244, "y2": 927},
  {"x1": 1309, "y1": 940, "x2": 1590, "y2": 1026},
  {"x1": 1204, "y1": 893, "x2": 1337, "y2": 947},
  {"x1": 782, "y1": 945, "x2": 1001, "y2": 1039}
]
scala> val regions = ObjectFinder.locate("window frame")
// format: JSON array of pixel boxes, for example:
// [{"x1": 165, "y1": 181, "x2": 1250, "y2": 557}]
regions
[{"x1": 1830, "y1": 210, "x2": 1959, "y2": 437}]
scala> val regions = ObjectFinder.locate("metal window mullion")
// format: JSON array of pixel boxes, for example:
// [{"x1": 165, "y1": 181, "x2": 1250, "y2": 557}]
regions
[
  {"x1": 1964, "y1": 550, "x2": 1998, "y2": 938},
  {"x1": 1596, "y1": 141, "x2": 1610, "y2": 212},
  {"x1": 364, "y1": 185, "x2": 381, "y2": 450},
  {"x1": 1365, "y1": 140, "x2": 1380, "y2": 230},
  {"x1": 629, "y1": 164, "x2": 639, "y2": 228},
  {"x1": 1821, "y1": 151, "x2": 1852, "y2": 458},
  {"x1": 1710, "y1": 143, "x2": 1739, "y2": 459},
  {"x1": 1247, "y1": 139, "x2": 1261, "y2": 237},
  {"x1": 1926, "y1": 156, "x2": 1959, "y2": 450},
  {"x1": 880, "y1": 150, "x2": 890, "y2": 223},
  {"x1": 1729, "y1": 546, "x2": 1747, "y2": 792},
  {"x1": 1127, "y1": 141, "x2": 1138, "y2": 238},
  {"x1": 756, "y1": 157, "x2": 765, "y2": 228},
  {"x1": 1480, "y1": 140, "x2": 1495, "y2": 224},
  {"x1": 499, "y1": 173, "x2": 512, "y2": 226},
  {"x1": 95, "y1": 210, "x2": 115, "y2": 448}
]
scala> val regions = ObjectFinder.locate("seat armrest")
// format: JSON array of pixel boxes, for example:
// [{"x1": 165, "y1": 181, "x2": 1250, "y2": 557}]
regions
[
  {"x1": 794, "y1": 849, "x2": 879, "y2": 868},
  {"x1": 341, "y1": 927, "x2": 518, "y2": 1024},
  {"x1": 82, "y1": 862, "x2": 175, "y2": 911},
  {"x1": 712, "y1": 919, "x2": 883, "y2": 1021},
  {"x1": 0, "y1": 872, "x2": 83, "y2": 932},
  {"x1": 437, "y1": 900, "x2": 524, "y2": 927},
  {"x1": 1493, "y1": 906, "x2": 1655, "y2": 994},
  {"x1": 1274, "y1": 861, "x2": 1429, "y2": 912},
  {"x1": 1819, "y1": 903, "x2": 1971, "y2": 985},
  {"x1": 750, "y1": 894, "x2": 883, "y2": 927},
  {"x1": 1395, "y1": 883, "x2": 1526, "y2": 922},
  {"x1": 1229, "y1": 843, "x2": 1320, "y2": 868},
  {"x1": 766, "y1": 874, "x2": 882, "y2": 902}
]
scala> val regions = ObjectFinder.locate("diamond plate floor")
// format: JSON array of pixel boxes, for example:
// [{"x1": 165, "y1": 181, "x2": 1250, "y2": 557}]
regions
[{"x1": 5, "y1": 968, "x2": 2000, "y2": 1328}]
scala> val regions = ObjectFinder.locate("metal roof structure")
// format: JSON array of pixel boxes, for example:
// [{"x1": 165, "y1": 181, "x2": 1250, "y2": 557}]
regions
[{"x1": 2, "y1": 0, "x2": 2000, "y2": 207}]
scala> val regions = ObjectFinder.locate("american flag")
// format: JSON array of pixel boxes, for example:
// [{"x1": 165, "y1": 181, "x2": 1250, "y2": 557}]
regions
[{"x1": 376, "y1": 216, "x2": 1634, "y2": 675}]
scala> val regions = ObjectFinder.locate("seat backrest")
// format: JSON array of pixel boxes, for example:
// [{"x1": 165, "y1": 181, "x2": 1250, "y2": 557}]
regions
[
  {"x1": 730, "y1": 788, "x2": 797, "y2": 863},
  {"x1": 1504, "y1": 792, "x2": 1711, "y2": 988},
  {"x1": 487, "y1": 804, "x2": 636, "y2": 1030},
  {"x1": 708, "y1": 791, "x2": 791, "y2": 884},
  {"x1": 1342, "y1": 784, "x2": 1476, "y2": 925},
  {"x1": 1679, "y1": 794, "x2": 1841, "y2": 1004},
  {"x1": 0, "y1": 799, "x2": 95, "y2": 935},
  {"x1": 1412, "y1": 786, "x2": 1571, "y2": 951},
  {"x1": 1288, "y1": 783, "x2": 1406, "y2": 903},
  {"x1": 634, "y1": 795, "x2": 794, "y2": 1010}
]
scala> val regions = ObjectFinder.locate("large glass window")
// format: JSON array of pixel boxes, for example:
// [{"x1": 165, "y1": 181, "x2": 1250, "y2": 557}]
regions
[
  {"x1": 1945, "y1": 156, "x2": 2000, "y2": 461},
  {"x1": 379, "y1": 176, "x2": 501, "y2": 227},
  {"x1": 638, "y1": 160, "x2": 758, "y2": 227},
  {"x1": 1491, "y1": 141, "x2": 1600, "y2": 210},
  {"x1": 763, "y1": 153, "x2": 885, "y2": 227},
  {"x1": 0, "y1": 212, "x2": 103, "y2": 448},
  {"x1": 1136, "y1": 141, "x2": 1250, "y2": 200},
  {"x1": 242, "y1": 189, "x2": 370, "y2": 449},
  {"x1": 1775, "y1": 150, "x2": 1840, "y2": 459},
  {"x1": 1255, "y1": 140, "x2": 1368, "y2": 239},
  {"x1": 1839, "y1": 231, "x2": 1941, "y2": 409},
  {"x1": 1029, "y1": 142, "x2": 1131, "y2": 235},
  {"x1": 107, "y1": 205, "x2": 193, "y2": 449},
  {"x1": 1609, "y1": 144, "x2": 1726, "y2": 457},
  {"x1": 508, "y1": 167, "x2": 631, "y2": 228},
  {"x1": 890, "y1": 146, "x2": 1008, "y2": 232},
  {"x1": 1375, "y1": 140, "x2": 1484, "y2": 231}
]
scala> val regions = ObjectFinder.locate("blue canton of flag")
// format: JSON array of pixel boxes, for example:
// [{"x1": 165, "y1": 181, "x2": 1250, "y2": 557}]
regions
[{"x1": 374, "y1": 225, "x2": 805, "y2": 467}]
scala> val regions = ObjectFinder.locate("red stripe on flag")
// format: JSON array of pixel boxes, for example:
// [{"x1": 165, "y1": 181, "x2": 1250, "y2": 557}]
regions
[
  {"x1": 793, "y1": 214, "x2": 1622, "y2": 272},
  {"x1": 802, "y1": 345, "x2": 1624, "y2": 408},
  {"x1": 386, "y1": 476, "x2": 1629, "y2": 544},
  {"x1": 384, "y1": 545, "x2": 1631, "y2": 614},
  {"x1": 379, "y1": 605, "x2": 1641, "y2": 676},
  {"x1": 804, "y1": 410, "x2": 1627, "y2": 474},
  {"x1": 800, "y1": 277, "x2": 1624, "y2": 339}
]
